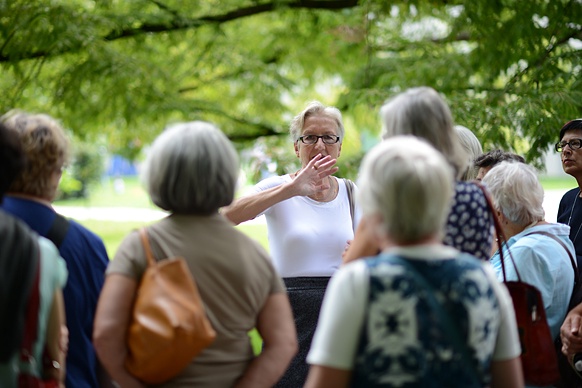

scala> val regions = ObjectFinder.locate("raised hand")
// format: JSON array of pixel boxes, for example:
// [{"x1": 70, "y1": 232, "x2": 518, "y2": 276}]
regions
[{"x1": 292, "y1": 154, "x2": 338, "y2": 197}]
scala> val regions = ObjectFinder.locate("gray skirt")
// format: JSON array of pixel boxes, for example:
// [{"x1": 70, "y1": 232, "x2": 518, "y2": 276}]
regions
[{"x1": 275, "y1": 276, "x2": 331, "y2": 388}]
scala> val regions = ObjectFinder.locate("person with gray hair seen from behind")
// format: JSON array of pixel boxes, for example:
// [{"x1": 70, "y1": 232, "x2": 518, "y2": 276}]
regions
[
  {"x1": 94, "y1": 121, "x2": 296, "y2": 387},
  {"x1": 306, "y1": 136, "x2": 523, "y2": 388},
  {"x1": 223, "y1": 101, "x2": 360, "y2": 387},
  {"x1": 474, "y1": 149, "x2": 525, "y2": 181},
  {"x1": 344, "y1": 86, "x2": 493, "y2": 263},
  {"x1": 483, "y1": 161, "x2": 574, "y2": 344},
  {"x1": 455, "y1": 125, "x2": 483, "y2": 181}
]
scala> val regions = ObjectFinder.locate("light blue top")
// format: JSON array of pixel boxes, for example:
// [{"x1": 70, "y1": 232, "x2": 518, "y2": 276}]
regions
[{"x1": 490, "y1": 223, "x2": 575, "y2": 340}]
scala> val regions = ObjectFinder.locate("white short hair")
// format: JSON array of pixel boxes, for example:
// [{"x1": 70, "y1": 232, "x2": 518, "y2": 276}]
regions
[
  {"x1": 482, "y1": 161, "x2": 544, "y2": 226},
  {"x1": 289, "y1": 101, "x2": 345, "y2": 142},
  {"x1": 358, "y1": 135, "x2": 455, "y2": 244},
  {"x1": 380, "y1": 87, "x2": 467, "y2": 179},
  {"x1": 143, "y1": 121, "x2": 239, "y2": 214}
]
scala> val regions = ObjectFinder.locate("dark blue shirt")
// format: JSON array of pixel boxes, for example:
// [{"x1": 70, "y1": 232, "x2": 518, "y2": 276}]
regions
[
  {"x1": 557, "y1": 187, "x2": 582, "y2": 268},
  {"x1": 1, "y1": 196, "x2": 109, "y2": 388}
]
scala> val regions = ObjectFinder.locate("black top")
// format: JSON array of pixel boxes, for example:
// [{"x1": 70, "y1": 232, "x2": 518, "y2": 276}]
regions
[{"x1": 557, "y1": 187, "x2": 582, "y2": 266}]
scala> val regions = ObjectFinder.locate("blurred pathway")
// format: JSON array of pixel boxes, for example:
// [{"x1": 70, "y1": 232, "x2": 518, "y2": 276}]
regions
[
  {"x1": 53, "y1": 205, "x2": 267, "y2": 224},
  {"x1": 54, "y1": 189, "x2": 569, "y2": 224}
]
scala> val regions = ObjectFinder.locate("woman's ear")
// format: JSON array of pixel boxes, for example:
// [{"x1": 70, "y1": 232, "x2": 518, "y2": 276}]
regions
[{"x1": 294, "y1": 141, "x2": 300, "y2": 158}]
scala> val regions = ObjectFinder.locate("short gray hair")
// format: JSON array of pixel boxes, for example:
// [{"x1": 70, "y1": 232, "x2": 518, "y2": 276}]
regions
[
  {"x1": 289, "y1": 101, "x2": 345, "y2": 142},
  {"x1": 143, "y1": 121, "x2": 239, "y2": 214},
  {"x1": 358, "y1": 135, "x2": 455, "y2": 244},
  {"x1": 380, "y1": 87, "x2": 467, "y2": 179},
  {"x1": 482, "y1": 161, "x2": 544, "y2": 226}
]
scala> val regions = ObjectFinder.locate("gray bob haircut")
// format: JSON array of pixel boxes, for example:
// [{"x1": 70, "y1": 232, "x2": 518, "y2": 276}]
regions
[
  {"x1": 358, "y1": 135, "x2": 455, "y2": 244},
  {"x1": 380, "y1": 87, "x2": 468, "y2": 179},
  {"x1": 143, "y1": 121, "x2": 239, "y2": 215},
  {"x1": 482, "y1": 161, "x2": 544, "y2": 227},
  {"x1": 289, "y1": 101, "x2": 345, "y2": 142}
]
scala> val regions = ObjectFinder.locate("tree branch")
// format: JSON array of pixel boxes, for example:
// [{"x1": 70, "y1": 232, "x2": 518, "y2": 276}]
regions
[
  {"x1": 506, "y1": 29, "x2": 582, "y2": 87},
  {"x1": 0, "y1": 0, "x2": 360, "y2": 63}
]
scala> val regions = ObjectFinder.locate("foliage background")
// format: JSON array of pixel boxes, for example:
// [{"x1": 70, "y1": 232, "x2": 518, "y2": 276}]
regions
[{"x1": 2, "y1": 0, "x2": 581, "y2": 179}]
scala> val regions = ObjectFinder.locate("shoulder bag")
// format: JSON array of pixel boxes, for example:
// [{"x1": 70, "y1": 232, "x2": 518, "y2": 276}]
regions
[
  {"x1": 124, "y1": 228, "x2": 216, "y2": 384},
  {"x1": 476, "y1": 182, "x2": 560, "y2": 386},
  {"x1": 343, "y1": 178, "x2": 356, "y2": 232}
]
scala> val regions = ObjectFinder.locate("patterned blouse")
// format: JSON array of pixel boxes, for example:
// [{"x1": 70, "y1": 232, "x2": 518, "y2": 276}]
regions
[
  {"x1": 444, "y1": 181, "x2": 493, "y2": 260},
  {"x1": 352, "y1": 254, "x2": 501, "y2": 387}
]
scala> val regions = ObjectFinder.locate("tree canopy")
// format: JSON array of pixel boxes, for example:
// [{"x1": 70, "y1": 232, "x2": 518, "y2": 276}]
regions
[{"x1": 1, "y1": 0, "x2": 581, "y2": 168}]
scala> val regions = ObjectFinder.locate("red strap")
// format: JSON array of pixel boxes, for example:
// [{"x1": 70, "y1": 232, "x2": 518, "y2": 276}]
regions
[{"x1": 20, "y1": 255, "x2": 40, "y2": 361}]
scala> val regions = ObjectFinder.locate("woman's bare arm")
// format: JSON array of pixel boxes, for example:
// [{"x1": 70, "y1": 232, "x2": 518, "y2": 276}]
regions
[
  {"x1": 223, "y1": 155, "x2": 337, "y2": 225},
  {"x1": 234, "y1": 293, "x2": 297, "y2": 388},
  {"x1": 304, "y1": 365, "x2": 352, "y2": 388},
  {"x1": 93, "y1": 274, "x2": 145, "y2": 388},
  {"x1": 342, "y1": 217, "x2": 380, "y2": 264},
  {"x1": 46, "y1": 289, "x2": 67, "y2": 386},
  {"x1": 490, "y1": 357, "x2": 524, "y2": 388}
]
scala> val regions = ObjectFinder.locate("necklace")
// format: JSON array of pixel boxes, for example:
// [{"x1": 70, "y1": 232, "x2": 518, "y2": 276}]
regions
[{"x1": 567, "y1": 189, "x2": 582, "y2": 243}]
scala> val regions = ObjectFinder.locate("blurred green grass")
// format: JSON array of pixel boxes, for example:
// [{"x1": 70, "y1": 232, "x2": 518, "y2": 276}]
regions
[{"x1": 539, "y1": 176, "x2": 576, "y2": 190}]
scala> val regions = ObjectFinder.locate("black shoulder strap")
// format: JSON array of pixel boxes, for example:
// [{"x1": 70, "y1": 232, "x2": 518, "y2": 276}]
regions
[
  {"x1": 342, "y1": 178, "x2": 356, "y2": 232},
  {"x1": 46, "y1": 214, "x2": 70, "y2": 248}
]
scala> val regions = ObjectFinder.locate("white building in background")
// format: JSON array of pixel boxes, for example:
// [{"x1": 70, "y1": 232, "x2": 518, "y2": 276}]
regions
[{"x1": 543, "y1": 148, "x2": 568, "y2": 177}]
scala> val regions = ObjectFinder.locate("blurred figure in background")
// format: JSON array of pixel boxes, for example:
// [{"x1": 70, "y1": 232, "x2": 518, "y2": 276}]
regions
[
  {"x1": 94, "y1": 121, "x2": 296, "y2": 387},
  {"x1": 306, "y1": 136, "x2": 523, "y2": 388},
  {"x1": 474, "y1": 149, "x2": 525, "y2": 181},
  {"x1": 0, "y1": 111, "x2": 109, "y2": 388},
  {"x1": 557, "y1": 119, "x2": 582, "y2": 265},
  {"x1": 0, "y1": 122, "x2": 68, "y2": 387},
  {"x1": 554, "y1": 119, "x2": 582, "y2": 362},
  {"x1": 344, "y1": 87, "x2": 493, "y2": 263},
  {"x1": 455, "y1": 125, "x2": 483, "y2": 181}
]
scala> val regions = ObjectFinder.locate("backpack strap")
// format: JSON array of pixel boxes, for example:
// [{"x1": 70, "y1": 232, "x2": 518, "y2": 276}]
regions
[
  {"x1": 46, "y1": 214, "x2": 70, "y2": 249},
  {"x1": 342, "y1": 178, "x2": 356, "y2": 232}
]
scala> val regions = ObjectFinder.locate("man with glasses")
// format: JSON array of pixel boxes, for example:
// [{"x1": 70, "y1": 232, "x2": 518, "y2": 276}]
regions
[
  {"x1": 223, "y1": 101, "x2": 360, "y2": 388},
  {"x1": 556, "y1": 119, "x2": 582, "y2": 263}
]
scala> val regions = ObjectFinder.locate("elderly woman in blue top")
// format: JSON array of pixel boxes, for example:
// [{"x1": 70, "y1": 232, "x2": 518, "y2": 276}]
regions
[
  {"x1": 484, "y1": 161, "x2": 575, "y2": 341},
  {"x1": 306, "y1": 136, "x2": 523, "y2": 388}
]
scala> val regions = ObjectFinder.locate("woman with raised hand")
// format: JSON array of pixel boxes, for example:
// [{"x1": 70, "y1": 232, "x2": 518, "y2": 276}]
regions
[{"x1": 223, "y1": 101, "x2": 360, "y2": 387}]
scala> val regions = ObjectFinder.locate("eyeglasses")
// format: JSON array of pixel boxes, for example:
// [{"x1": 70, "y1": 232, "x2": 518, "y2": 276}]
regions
[
  {"x1": 555, "y1": 138, "x2": 582, "y2": 152},
  {"x1": 297, "y1": 135, "x2": 340, "y2": 145}
]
